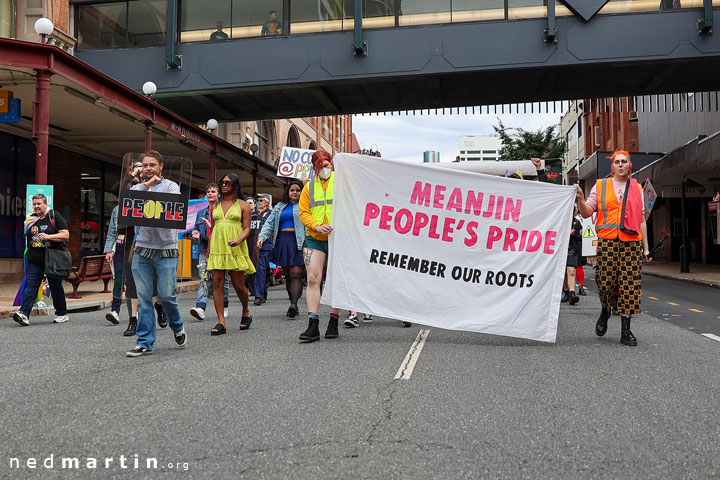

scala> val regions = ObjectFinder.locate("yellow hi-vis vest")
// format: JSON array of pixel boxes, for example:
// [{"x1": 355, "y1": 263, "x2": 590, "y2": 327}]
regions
[{"x1": 308, "y1": 173, "x2": 334, "y2": 226}]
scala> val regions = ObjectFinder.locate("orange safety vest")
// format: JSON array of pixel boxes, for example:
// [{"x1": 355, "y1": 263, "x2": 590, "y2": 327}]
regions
[{"x1": 595, "y1": 178, "x2": 643, "y2": 242}]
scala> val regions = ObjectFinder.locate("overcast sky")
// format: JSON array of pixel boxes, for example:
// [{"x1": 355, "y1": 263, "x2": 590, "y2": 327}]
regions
[{"x1": 352, "y1": 109, "x2": 565, "y2": 163}]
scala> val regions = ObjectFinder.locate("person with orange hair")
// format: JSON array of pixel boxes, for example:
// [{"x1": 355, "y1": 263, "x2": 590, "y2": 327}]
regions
[
  {"x1": 297, "y1": 150, "x2": 341, "y2": 342},
  {"x1": 576, "y1": 150, "x2": 651, "y2": 346}
]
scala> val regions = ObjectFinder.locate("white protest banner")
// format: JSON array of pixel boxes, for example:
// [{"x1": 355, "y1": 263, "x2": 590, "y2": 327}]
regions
[
  {"x1": 277, "y1": 146, "x2": 316, "y2": 181},
  {"x1": 580, "y1": 215, "x2": 597, "y2": 257},
  {"x1": 322, "y1": 153, "x2": 576, "y2": 343}
]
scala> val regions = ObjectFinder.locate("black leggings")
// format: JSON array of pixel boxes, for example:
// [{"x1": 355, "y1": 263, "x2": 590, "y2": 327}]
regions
[{"x1": 284, "y1": 265, "x2": 305, "y2": 306}]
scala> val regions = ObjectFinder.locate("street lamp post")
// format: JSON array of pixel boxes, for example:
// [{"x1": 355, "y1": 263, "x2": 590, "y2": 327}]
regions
[
  {"x1": 207, "y1": 119, "x2": 218, "y2": 183},
  {"x1": 142, "y1": 82, "x2": 157, "y2": 151},
  {"x1": 32, "y1": 19, "x2": 54, "y2": 184}
]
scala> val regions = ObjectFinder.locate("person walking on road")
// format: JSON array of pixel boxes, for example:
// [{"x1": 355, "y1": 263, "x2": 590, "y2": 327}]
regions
[
  {"x1": 253, "y1": 193, "x2": 273, "y2": 305},
  {"x1": 257, "y1": 179, "x2": 306, "y2": 319},
  {"x1": 103, "y1": 205, "x2": 139, "y2": 328},
  {"x1": 576, "y1": 150, "x2": 651, "y2": 346},
  {"x1": 13, "y1": 194, "x2": 70, "y2": 326},
  {"x1": 205, "y1": 173, "x2": 255, "y2": 335},
  {"x1": 190, "y1": 183, "x2": 230, "y2": 322},
  {"x1": 126, "y1": 151, "x2": 187, "y2": 357},
  {"x1": 562, "y1": 204, "x2": 582, "y2": 305},
  {"x1": 298, "y1": 150, "x2": 341, "y2": 342}
]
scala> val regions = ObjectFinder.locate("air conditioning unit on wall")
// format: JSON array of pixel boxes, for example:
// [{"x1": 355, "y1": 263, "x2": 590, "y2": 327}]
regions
[{"x1": 629, "y1": 111, "x2": 639, "y2": 122}]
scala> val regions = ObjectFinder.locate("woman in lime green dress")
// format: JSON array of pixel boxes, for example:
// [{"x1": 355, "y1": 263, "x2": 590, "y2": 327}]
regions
[{"x1": 205, "y1": 173, "x2": 256, "y2": 335}]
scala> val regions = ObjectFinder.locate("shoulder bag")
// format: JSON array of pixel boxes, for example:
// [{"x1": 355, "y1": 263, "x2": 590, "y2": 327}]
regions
[{"x1": 44, "y1": 210, "x2": 73, "y2": 279}]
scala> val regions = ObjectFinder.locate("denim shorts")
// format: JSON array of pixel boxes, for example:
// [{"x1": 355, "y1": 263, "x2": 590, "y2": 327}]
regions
[{"x1": 303, "y1": 236, "x2": 328, "y2": 255}]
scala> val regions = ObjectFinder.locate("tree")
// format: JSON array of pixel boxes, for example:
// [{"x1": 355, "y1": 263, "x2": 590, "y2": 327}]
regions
[{"x1": 492, "y1": 118, "x2": 566, "y2": 161}]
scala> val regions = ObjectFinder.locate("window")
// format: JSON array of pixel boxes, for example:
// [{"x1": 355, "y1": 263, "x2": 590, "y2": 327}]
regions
[
  {"x1": 0, "y1": 0, "x2": 15, "y2": 39},
  {"x1": 179, "y1": 0, "x2": 283, "y2": 43},
  {"x1": 77, "y1": 0, "x2": 167, "y2": 50},
  {"x1": 399, "y1": 0, "x2": 451, "y2": 26}
]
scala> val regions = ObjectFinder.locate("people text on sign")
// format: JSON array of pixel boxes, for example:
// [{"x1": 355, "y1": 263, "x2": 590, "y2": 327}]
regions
[{"x1": 121, "y1": 198, "x2": 185, "y2": 221}]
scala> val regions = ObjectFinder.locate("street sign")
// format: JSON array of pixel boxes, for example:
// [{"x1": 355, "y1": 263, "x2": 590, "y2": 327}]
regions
[
  {"x1": 0, "y1": 98, "x2": 21, "y2": 123},
  {"x1": 0, "y1": 89, "x2": 11, "y2": 113},
  {"x1": 580, "y1": 216, "x2": 597, "y2": 256}
]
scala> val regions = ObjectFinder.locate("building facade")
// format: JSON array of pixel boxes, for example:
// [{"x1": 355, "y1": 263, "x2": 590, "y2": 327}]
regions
[
  {"x1": 423, "y1": 151, "x2": 439, "y2": 163},
  {"x1": 458, "y1": 135, "x2": 502, "y2": 161}
]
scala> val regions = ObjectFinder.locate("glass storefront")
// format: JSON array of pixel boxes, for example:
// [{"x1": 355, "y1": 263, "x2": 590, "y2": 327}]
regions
[
  {"x1": 79, "y1": 158, "x2": 121, "y2": 257},
  {"x1": 0, "y1": 132, "x2": 35, "y2": 258}
]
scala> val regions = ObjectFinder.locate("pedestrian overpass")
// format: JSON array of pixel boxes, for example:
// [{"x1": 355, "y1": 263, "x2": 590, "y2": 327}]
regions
[{"x1": 74, "y1": 0, "x2": 720, "y2": 122}]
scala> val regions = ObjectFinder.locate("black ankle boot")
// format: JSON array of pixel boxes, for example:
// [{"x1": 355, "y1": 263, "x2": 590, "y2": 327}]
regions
[
  {"x1": 299, "y1": 317, "x2": 320, "y2": 342},
  {"x1": 123, "y1": 317, "x2": 137, "y2": 336},
  {"x1": 568, "y1": 290, "x2": 579, "y2": 305},
  {"x1": 596, "y1": 308, "x2": 610, "y2": 337},
  {"x1": 561, "y1": 290, "x2": 569, "y2": 303},
  {"x1": 325, "y1": 317, "x2": 339, "y2": 339},
  {"x1": 620, "y1": 316, "x2": 637, "y2": 346}
]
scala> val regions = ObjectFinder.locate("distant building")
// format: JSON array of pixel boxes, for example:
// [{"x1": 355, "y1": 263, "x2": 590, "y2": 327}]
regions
[
  {"x1": 423, "y1": 150, "x2": 440, "y2": 163},
  {"x1": 458, "y1": 135, "x2": 502, "y2": 161}
]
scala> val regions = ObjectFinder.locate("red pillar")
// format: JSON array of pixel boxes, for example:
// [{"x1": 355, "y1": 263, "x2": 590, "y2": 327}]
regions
[
  {"x1": 144, "y1": 120, "x2": 153, "y2": 151},
  {"x1": 209, "y1": 144, "x2": 217, "y2": 183},
  {"x1": 33, "y1": 69, "x2": 52, "y2": 185}
]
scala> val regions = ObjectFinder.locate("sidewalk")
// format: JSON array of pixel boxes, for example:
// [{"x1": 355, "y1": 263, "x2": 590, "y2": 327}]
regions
[
  {"x1": 0, "y1": 278, "x2": 200, "y2": 318},
  {"x1": 643, "y1": 261, "x2": 720, "y2": 289}
]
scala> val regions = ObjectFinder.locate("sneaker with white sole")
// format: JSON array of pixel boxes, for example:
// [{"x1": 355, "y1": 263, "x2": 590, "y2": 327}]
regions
[
  {"x1": 190, "y1": 307, "x2": 205, "y2": 321},
  {"x1": 53, "y1": 315, "x2": 69, "y2": 323},
  {"x1": 174, "y1": 328, "x2": 187, "y2": 348},
  {"x1": 126, "y1": 346, "x2": 152, "y2": 357},
  {"x1": 12, "y1": 311, "x2": 29, "y2": 327},
  {"x1": 224, "y1": 308, "x2": 229, "y2": 319},
  {"x1": 362, "y1": 314, "x2": 374, "y2": 323},
  {"x1": 105, "y1": 311, "x2": 120, "y2": 324},
  {"x1": 344, "y1": 314, "x2": 359, "y2": 328}
]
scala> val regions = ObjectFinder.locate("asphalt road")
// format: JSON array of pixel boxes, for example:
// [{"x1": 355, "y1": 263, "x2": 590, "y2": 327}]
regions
[
  {"x1": 583, "y1": 269, "x2": 720, "y2": 337},
  {"x1": 1, "y1": 283, "x2": 720, "y2": 479}
]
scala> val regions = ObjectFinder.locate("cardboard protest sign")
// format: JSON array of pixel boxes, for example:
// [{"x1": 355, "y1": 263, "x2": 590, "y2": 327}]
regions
[{"x1": 276, "y1": 147, "x2": 316, "y2": 181}]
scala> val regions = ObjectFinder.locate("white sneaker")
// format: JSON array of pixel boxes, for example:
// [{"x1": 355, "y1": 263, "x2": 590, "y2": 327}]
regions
[
  {"x1": 344, "y1": 314, "x2": 359, "y2": 328},
  {"x1": 53, "y1": 315, "x2": 69, "y2": 323},
  {"x1": 190, "y1": 307, "x2": 205, "y2": 321},
  {"x1": 12, "y1": 311, "x2": 29, "y2": 326},
  {"x1": 105, "y1": 311, "x2": 120, "y2": 324},
  {"x1": 224, "y1": 308, "x2": 229, "y2": 319},
  {"x1": 362, "y1": 314, "x2": 374, "y2": 323}
]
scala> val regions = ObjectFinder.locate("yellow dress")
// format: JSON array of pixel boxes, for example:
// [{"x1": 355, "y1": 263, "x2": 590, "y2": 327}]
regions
[{"x1": 206, "y1": 201, "x2": 256, "y2": 274}]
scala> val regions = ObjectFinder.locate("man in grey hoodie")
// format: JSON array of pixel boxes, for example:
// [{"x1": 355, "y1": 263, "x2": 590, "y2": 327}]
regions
[{"x1": 126, "y1": 151, "x2": 187, "y2": 357}]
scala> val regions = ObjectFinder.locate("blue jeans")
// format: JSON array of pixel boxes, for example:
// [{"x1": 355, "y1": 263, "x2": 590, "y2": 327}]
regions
[
  {"x1": 131, "y1": 252, "x2": 183, "y2": 350},
  {"x1": 20, "y1": 261, "x2": 67, "y2": 316},
  {"x1": 196, "y1": 251, "x2": 229, "y2": 309},
  {"x1": 254, "y1": 244, "x2": 272, "y2": 300},
  {"x1": 110, "y1": 244, "x2": 132, "y2": 317}
]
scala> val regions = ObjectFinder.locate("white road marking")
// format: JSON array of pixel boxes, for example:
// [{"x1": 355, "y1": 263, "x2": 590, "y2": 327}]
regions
[
  {"x1": 394, "y1": 329, "x2": 430, "y2": 380},
  {"x1": 701, "y1": 333, "x2": 720, "y2": 342}
]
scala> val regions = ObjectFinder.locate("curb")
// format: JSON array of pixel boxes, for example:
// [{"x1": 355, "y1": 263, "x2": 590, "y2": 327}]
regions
[
  {"x1": 1, "y1": 283, "x2": 200, "y2": 319},
  {"x1": 644, "y1": 271, "x2": 720, "y2": 290}
]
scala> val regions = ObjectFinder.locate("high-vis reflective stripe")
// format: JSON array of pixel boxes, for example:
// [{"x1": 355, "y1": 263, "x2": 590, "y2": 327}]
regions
[
  {"x1": 597, "y1": 178, "x2": 620, "y2": 231},
  {"x1": 308, "y1": 173, "x2": 334, "y2": 225}
]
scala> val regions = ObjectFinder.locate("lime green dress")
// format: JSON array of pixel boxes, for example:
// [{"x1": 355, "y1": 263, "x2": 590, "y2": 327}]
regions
[{"x1": 206, "y1": 201, "x2": 256, "y2": 274}]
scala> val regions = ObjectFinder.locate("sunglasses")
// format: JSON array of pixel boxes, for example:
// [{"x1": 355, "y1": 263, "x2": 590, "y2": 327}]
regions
[
  {"x1": 133, "y1": 164, "x2": 143, "y2": 169},
  {"x1": 220, "y1": 180, "x2": 233, "y2": 185}
]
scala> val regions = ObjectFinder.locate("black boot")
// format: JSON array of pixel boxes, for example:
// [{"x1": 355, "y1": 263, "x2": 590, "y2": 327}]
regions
[
  {"x1": 596, "y1": 308, "x2": 610, "y2": 337},
  {"x1": 568, "y1": 290, "x2": 579, "y2": 305},
  {"x1": 325, "y1": 317, "x2": 339, "y2": 339},
  {"x1": 621, "y1": 316, "x2": 637, "y2": 346},
  {"x1": 299, "y1": 317, "x2": 320, "y2": 342},
  {"x1": 561, "y1": 290, "x2": 569, "y2": 303},
  {"x1": 123, "y1": 317, "x2": 137, "y2": 336}
]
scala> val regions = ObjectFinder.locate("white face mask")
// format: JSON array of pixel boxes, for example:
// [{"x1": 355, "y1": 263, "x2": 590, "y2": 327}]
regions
[{"x1": 319, "y1": 167, "x2": 332, "y2": 179}]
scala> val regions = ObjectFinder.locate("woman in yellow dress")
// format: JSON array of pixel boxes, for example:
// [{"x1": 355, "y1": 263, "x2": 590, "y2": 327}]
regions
[{"x1": 205, "y1": 173, "x2": 256, "y2": 335}]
